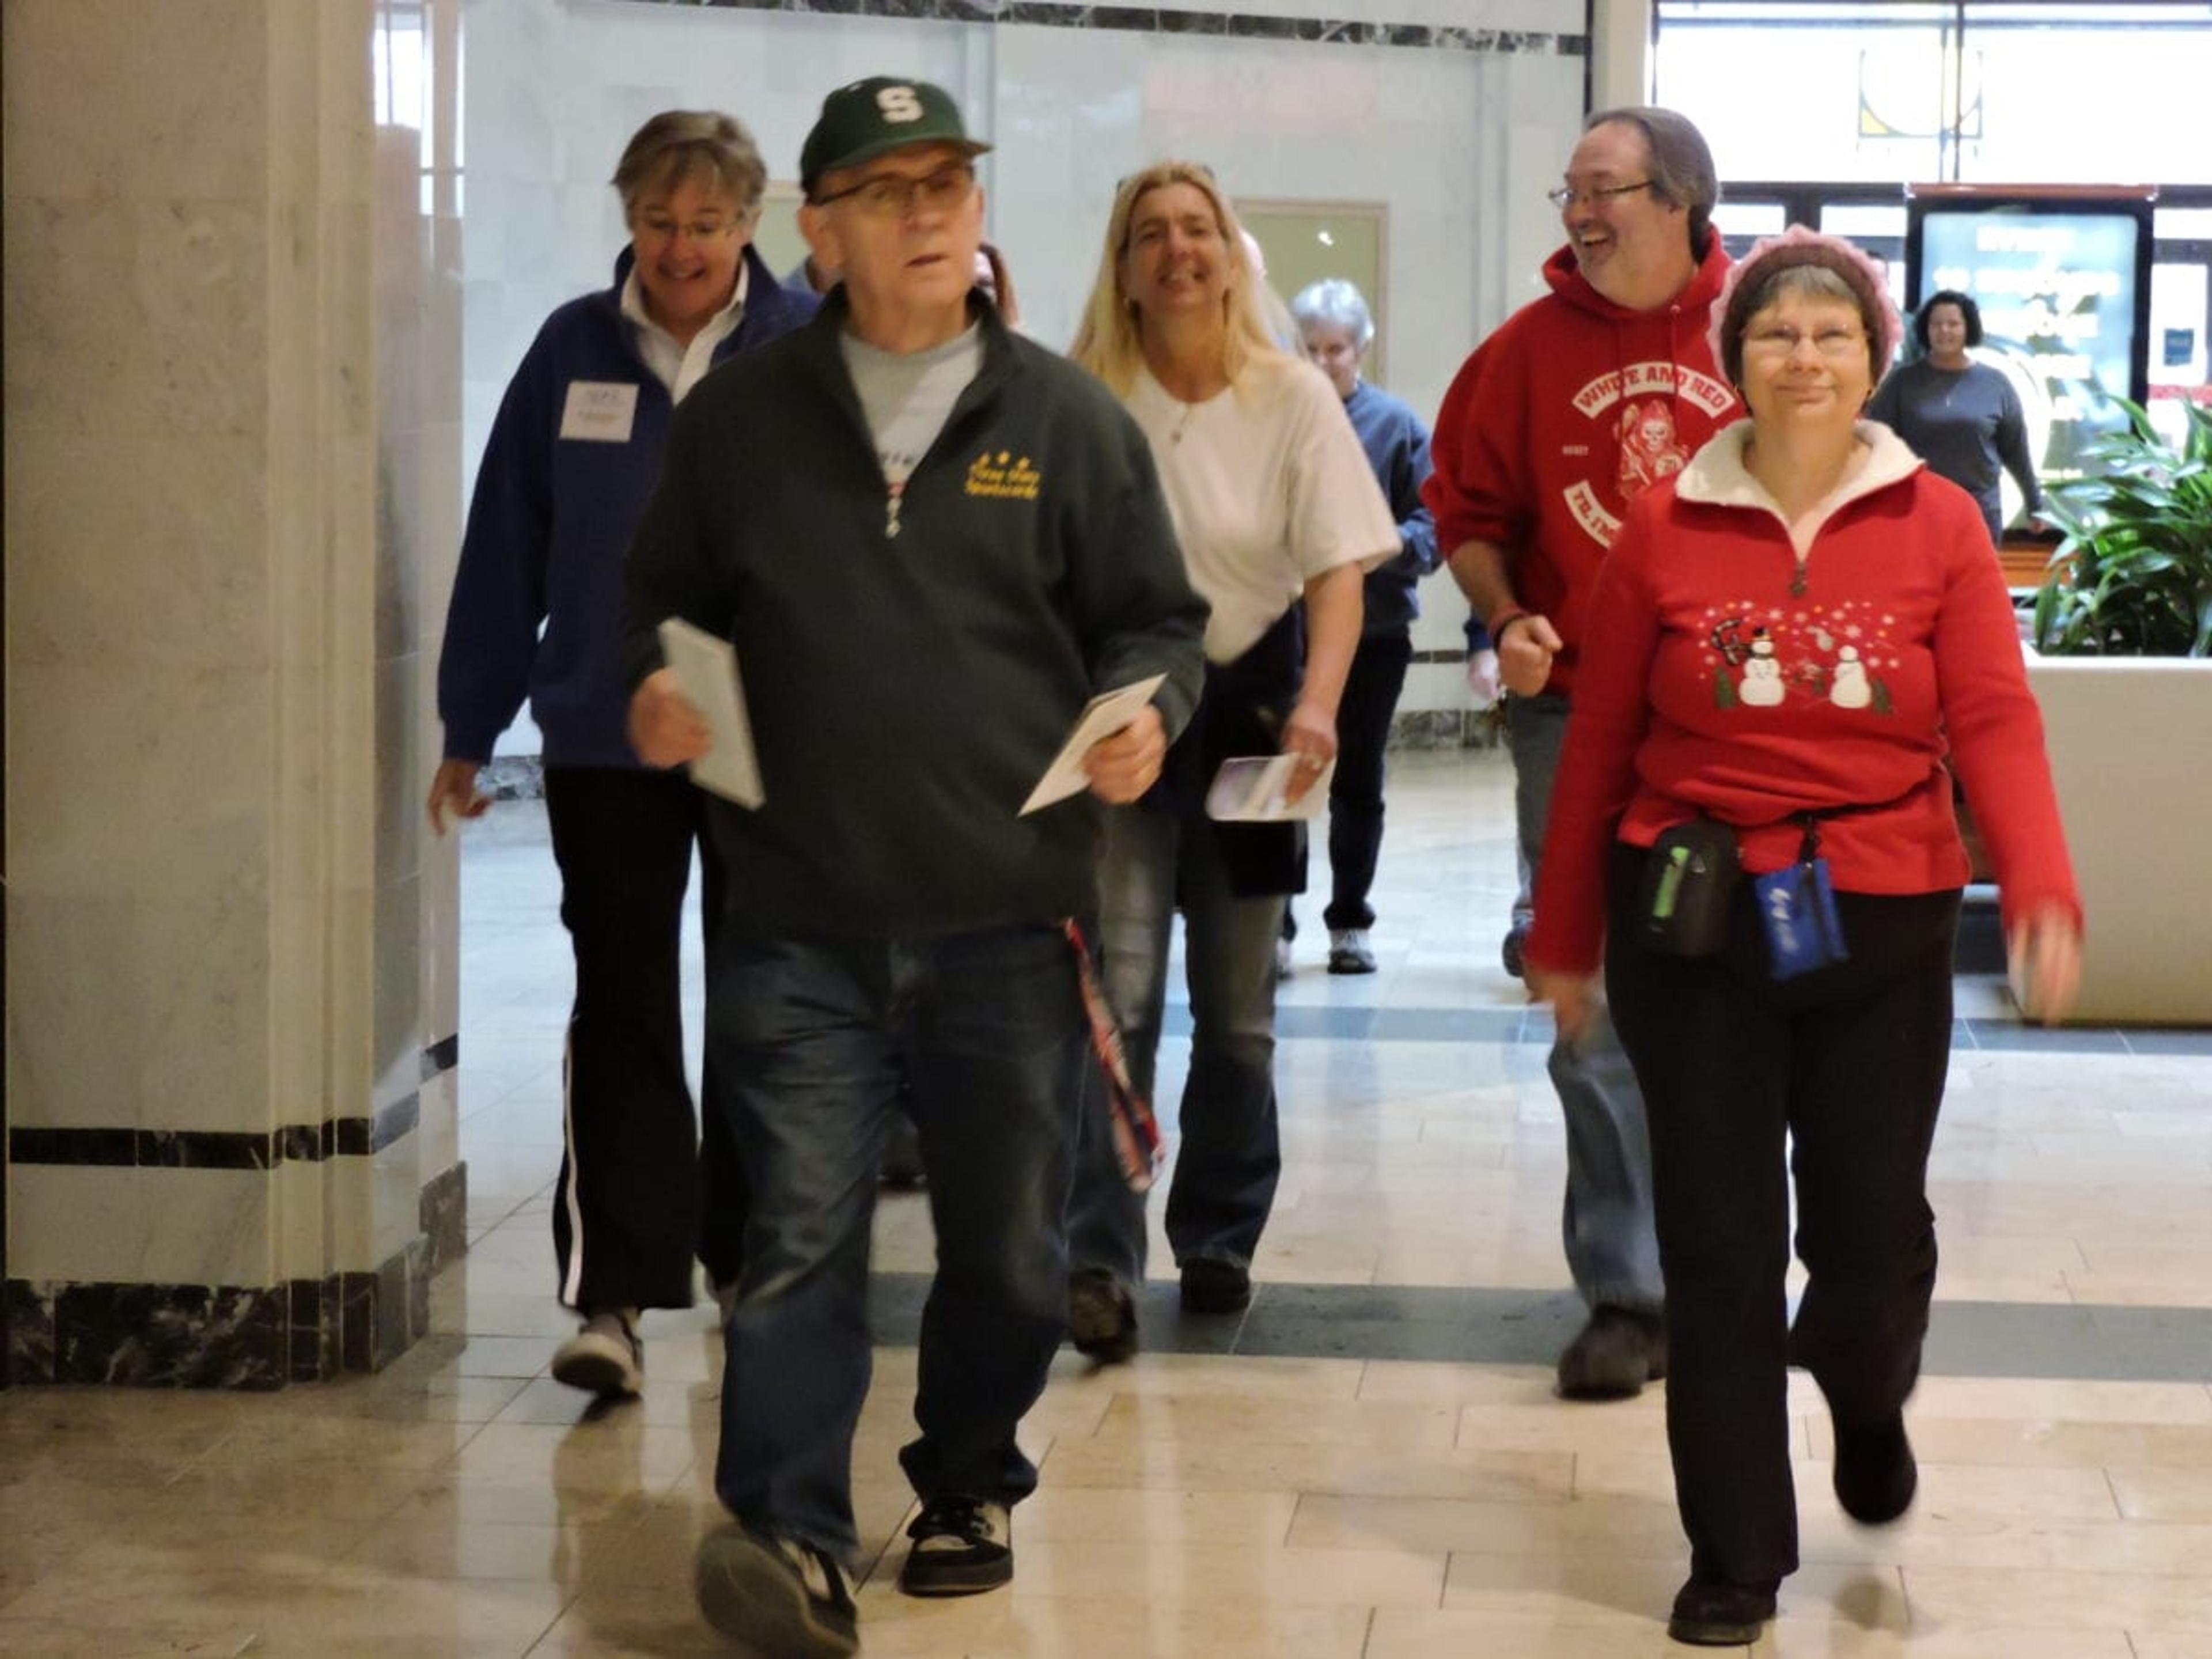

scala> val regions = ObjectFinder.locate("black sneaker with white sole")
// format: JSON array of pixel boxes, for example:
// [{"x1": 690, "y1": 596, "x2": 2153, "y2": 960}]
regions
[
  {"x1": 897, "y1": 1495, "x2": 1013, "y2": 1596},
  {"x1": 694, "y1": 1524, "x2": 859, "y2": 1657}
]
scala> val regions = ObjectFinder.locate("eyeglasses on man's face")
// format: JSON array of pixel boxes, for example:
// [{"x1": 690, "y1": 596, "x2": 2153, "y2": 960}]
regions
[
  {"x1": 1547, "y1": 179, "x2": 1653, "y2": 212},
  {"x1": 815, "y1": 162, "x2": 976, "y2": 217},
  {"x1": 1744, "y1": 324, "x2": 1867, "y2": 360}
]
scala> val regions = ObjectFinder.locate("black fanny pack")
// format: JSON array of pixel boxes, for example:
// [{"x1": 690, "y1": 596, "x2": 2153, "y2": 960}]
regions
[{"x1": 1633, "y1": 817, "x2": 1742, "y2": 958}]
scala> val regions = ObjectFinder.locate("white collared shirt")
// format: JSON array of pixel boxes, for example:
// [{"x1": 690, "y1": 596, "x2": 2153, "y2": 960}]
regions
[{"x1": 620, "y1": 260, "x2": 749, "y2": 404}]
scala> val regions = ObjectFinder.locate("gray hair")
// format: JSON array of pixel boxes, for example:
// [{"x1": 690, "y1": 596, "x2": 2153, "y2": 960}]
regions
[
  {"x1": 1289, "y1": 278, "x2": 1374, "y2": 350},
  {"x1": 1584, "y1": 105, "x2": 1719, "y2": 260},
  {"x1": 611, "y1": 110, "x2": 768, "y2": 219}
]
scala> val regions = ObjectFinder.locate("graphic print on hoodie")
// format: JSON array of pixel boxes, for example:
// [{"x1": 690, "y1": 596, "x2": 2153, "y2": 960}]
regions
[{"x1": 1424, "y1": 237, "x2": 1739, "y2": 696}]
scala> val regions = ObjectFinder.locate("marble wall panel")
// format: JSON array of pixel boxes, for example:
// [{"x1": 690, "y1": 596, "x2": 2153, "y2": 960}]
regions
[
  {"x1": 8, "y1": 1166, "x2": 272, "y2": 1287},
  {"x1": 375, "y1": 873, "x2": 428, "y2": 1116},
  {"x1": 274, "y1": 1157, "x2": 331, "y2": 1286},
  {"x1": 0, "y1": 0, "x2": 275, "y2": 203},
  {"x1": 603, "y1": 0, "x2": 1583, "y2": 47},
  {"x1": 1, "y1": 195, "x2": 271, "y2": 440},
  {"x1": 2, "y1": 429, "x2": 274, "y2": 673},
  {"x1": 5, "y1": 662, "x2": 274, "y2": 899},
  {"x1": 5, "y1": 895, "x2": 142, "y2": 1134}
]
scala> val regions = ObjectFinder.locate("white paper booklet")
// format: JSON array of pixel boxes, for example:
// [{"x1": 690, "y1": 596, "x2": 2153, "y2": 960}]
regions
[
  {"x1": 1018, "y1": 675, "x2": 1168, "y2": 817},
  {"x1": 656, "y1": 617, "x2": 764, "y2": 809},
  {"x1": 1204, "y1": 754, "x2": 1334, "y2": 822}
]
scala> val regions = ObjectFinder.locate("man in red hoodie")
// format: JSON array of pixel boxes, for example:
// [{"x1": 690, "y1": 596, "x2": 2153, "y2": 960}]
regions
[{"x1": 1425, "y1": 106, "x2": 1736, "y2": 1399}]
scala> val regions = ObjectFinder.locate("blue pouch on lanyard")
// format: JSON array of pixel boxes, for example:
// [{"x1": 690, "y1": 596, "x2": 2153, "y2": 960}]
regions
[{"x1": 1755, "y1": 816, "x2": 1847, "y2": 979}]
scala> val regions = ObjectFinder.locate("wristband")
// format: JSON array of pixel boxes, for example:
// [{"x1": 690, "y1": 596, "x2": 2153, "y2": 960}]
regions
[{"x1": 1491, "y1": 609, "x2": 1535, "y2": 647}]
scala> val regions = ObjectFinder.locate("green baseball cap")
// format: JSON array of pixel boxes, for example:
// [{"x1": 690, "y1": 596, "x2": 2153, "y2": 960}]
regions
[{"x1": 800, "y1": 77, "x2": 991, "y2": 197}]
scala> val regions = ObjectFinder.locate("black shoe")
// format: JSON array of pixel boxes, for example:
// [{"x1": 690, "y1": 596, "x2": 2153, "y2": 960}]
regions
[
  {"x1": 1067, "y1": 1268, "x2": 1138, "y2": 1364},
  {"x1": 898, "y1": 1495, "x2": 1013, "y2": 1596},
  {"x1": 1556, "y1": 1306, "x2": 1666, "y2": 1400},
  {"x1": 694, "y1": 1524, "x2": 859, "y2": 1657},
  {"x1": 1666, "y1": 1576, "x2": 1777, "y2": 1646},
  {"x1": 1501, "y1": 918, "x2": 1531, "y2": 980},
  {"x1": 1179, "y1": 1257, "x2": 1253, "y2": 1313},
  {"x1": 1833, "y1": 1412, "x2": 1918, "y2": 1524},
  {"x1": 880, "y1": 1117, "x2": 926, "y2": 1189}
]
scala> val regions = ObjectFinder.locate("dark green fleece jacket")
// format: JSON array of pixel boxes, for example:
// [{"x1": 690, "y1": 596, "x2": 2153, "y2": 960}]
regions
[{"x1": 621, "y1": 290, "x2": 1207, "y2": 937}]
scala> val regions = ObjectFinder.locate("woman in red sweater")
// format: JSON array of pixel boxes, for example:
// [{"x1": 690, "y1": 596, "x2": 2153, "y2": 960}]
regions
[{"x1": 1524, "y1": 228, "x2": 2082, "y2": 1647}]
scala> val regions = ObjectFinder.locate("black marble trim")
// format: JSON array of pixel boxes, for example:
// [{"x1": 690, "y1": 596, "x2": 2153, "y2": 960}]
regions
[
  {"x1": 11, "y1": 1093, "x2": 426, "y2": 1170},
  {"x1": 5, "y1": 1186, "x2": 461, "y2": 1388},
  {"x1": 612, "y1": 0, "x2": 1585, "y2": 55}
]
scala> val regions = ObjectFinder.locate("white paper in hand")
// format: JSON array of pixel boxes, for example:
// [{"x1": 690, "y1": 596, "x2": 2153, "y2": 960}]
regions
[
  {"x1": 656, "y1": 618, "x2": 764, "y2": 809},
  {"x1": 1204, "y1": 754, "x2": 1333, "y2": 822},
  {"x1": 1018, "y1": 675, "x2": 1168, "y2": 816}
]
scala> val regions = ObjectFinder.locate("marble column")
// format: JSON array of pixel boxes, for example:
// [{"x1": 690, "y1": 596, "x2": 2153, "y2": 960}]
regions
[{"x1": 3, "y1": 0, "x2": 465, "y2": 1387}]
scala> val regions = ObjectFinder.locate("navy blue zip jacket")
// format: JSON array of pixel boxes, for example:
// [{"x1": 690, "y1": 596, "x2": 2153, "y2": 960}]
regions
[
  {"x1": 436, "y1": 242, "x2": 816, "y2": 767},
  {"x1": 1343, "y1": 379, "x2": 1442, "y2": 636}
]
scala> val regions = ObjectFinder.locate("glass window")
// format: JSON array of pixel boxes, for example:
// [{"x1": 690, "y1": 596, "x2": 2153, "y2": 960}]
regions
[
  {"x1": 1713, "y1": 200, "x2": 1786, "y2": 247},
  {"x1": 1654, "y1": 2, "x2": 1955, "y2": 184},
  {"x1": 1656, "y1": 2, "x2": 2212, "y2": 187}
]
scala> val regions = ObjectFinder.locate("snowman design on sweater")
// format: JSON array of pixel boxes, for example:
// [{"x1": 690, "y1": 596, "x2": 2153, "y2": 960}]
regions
[{"x1": 1706, "y1": 604, "x2": 1896, "y2": 714}]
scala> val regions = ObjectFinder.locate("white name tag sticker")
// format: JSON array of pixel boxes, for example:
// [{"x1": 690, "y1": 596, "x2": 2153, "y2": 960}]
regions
[{"x1": 559, "y1": 380, "x2": 639, "y2": 443}]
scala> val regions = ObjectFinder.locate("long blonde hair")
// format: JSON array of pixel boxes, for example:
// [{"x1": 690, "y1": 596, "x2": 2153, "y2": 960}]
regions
[{"x1": 1069, "y1": 161, "x2": 1289, "y2": 397}]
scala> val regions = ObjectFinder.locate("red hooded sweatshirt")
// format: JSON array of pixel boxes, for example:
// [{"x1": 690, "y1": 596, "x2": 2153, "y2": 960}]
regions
[{"x1": 1424, "y1": 238, "x2": 1737, "y2": 697}]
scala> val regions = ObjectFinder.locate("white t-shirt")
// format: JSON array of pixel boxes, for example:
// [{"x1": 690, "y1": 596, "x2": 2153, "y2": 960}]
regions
[{"x1": 1126, "y1": 355, "x2": 1396, "y2": 663}]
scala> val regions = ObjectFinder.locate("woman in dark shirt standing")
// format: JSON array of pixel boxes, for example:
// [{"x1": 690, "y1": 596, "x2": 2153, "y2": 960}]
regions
[{"x1": 1866, "y1": 290, "x2": 2043, "y2": 541}]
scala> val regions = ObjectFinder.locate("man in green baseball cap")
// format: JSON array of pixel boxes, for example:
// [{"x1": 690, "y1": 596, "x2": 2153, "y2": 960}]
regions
[
  {"x1": 632, "y1": 71, "x2": 1206, "y2": 1659},
  {"x1": 798, "y1": 75, "x2": 991, "y2": 197}
]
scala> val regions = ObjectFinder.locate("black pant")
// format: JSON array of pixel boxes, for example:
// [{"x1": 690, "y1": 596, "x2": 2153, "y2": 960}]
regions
[
  {"x1": 1321, "y1": 628, "x2": 1414, "y2": 931},
  {"x1": 1603, "y1": 843, "x2": 1959, "y2": 1588},
  {"x1": 543, "y1": 766, "x2": 746, "y2": 1310}
]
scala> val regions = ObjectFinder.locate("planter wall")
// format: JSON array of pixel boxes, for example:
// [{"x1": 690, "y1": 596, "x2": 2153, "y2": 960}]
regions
[{"x1": 2022, "y1": 650, "x2": 2212, "y2": 1027}]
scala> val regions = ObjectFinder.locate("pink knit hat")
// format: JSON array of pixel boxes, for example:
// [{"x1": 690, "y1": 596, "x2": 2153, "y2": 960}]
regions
[{"x1": 1708, "y1": 224, "x2": 1904, "y2": 389}]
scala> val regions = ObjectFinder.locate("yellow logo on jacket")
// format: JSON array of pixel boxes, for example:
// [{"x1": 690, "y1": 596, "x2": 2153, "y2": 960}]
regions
[{"x1": 965, "y1": 451, "x2": 1042, "y2": 501}]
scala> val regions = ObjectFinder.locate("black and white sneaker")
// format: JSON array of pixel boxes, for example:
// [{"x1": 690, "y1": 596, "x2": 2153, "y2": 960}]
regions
[
  {"x1": 694, "y1": 1524, "x2": 859, "y2": 1656},
  {"x1": 550, "y1": 1308, "x2": 642, "y2": 1398},
  {"x1": 1327, "y1": 927, "x2": 1377, "y2": 974},
  {"x1": 897, "y1": 1496, "x2": 1013, "y2": 1596}
]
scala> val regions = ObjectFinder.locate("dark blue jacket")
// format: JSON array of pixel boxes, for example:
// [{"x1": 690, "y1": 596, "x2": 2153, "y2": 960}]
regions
[
  {"x1": 437, "y1": 242, "x2": 817, "y2": 766},
  {"x1": 1344, "y1": 380, "x2": 1442, "y2": 637}
]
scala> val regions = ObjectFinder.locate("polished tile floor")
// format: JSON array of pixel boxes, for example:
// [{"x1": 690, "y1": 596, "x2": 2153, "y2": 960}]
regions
[{"x1": 4, "y1": 750, "x2": 2210, "y2": 1656}]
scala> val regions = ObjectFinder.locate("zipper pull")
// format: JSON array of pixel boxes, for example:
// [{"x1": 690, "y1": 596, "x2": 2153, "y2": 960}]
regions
[
  {"x1": 1790, "y1": 557, "x2": 1808, "y2": 597},
  {"x1": 885, "y1": 480, "x2": 904, "y2": 539}
]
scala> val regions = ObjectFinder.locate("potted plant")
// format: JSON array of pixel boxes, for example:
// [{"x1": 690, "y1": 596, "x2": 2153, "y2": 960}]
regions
[
  {"x1": 2032, "y1": 397, "x2": 2212, "y2": 657},
  {"x1": 2022, "y1": 396, "x2": 2212, "y2": 1024}
]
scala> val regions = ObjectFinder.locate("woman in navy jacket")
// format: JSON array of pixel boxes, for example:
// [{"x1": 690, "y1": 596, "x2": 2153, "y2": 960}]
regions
[{"x1": 429, "y1": 111, "x2": 815, "y2": 1397}]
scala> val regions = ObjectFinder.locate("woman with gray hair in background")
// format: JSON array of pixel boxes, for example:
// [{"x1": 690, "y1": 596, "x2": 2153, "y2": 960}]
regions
[
  {"x1": 1282, "y1": 277, "x2": 1443, "y2": 975},
  {"x1": 430, "y1": 110, "x2": 816, "y2": 1397}
]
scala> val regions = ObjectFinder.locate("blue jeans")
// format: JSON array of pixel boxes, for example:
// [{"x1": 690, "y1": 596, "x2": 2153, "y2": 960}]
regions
[
  {"x1": 1068, "y1": 804, "x2": 1285, "y2": 1286},
  {"x1": 1510, "y1": 692, "x2": 1665, "y2": 1316},
  {"x1": 706, "y1": 922, "x2": 1085, "y2": 1560}
]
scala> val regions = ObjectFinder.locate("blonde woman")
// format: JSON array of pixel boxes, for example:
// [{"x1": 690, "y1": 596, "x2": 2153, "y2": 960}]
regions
[{"x1": 1062, "y1": 162, "x2": 1397, "y2": 1358}]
